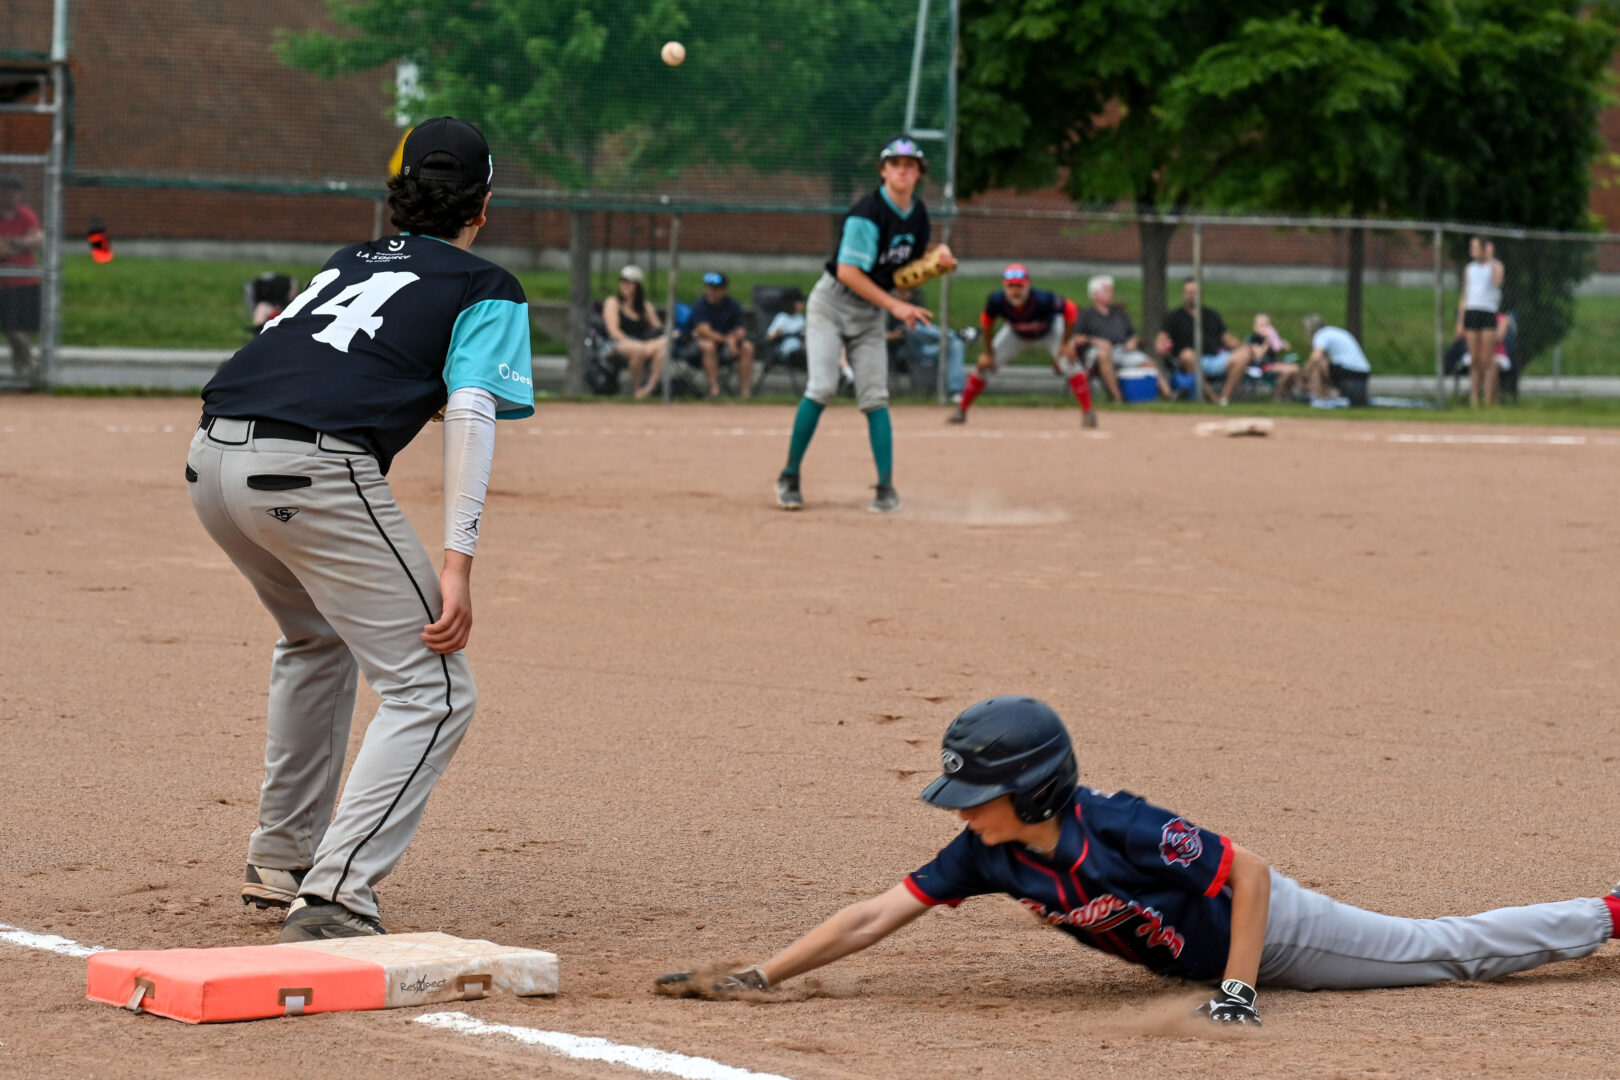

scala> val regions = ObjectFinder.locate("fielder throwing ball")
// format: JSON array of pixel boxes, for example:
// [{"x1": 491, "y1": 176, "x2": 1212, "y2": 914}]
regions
[
  {"x1": 949, "y1": 264, "x2": 1095, "y2": 428},
  {"x1": 660, "y1": 696, "x2": 1620, "y2": 1024},
  {"x1": 775, "y1": 136, "x2": 955, "y2": 514},
  {"x1": 188, "y1": 117, "x2": 533, "y2": 941}
]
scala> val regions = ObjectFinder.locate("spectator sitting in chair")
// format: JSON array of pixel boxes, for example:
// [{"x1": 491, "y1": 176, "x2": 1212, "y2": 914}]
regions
[
  {"x1": 1300, "y1": 315, "x2": 1371, "y2": 409},
  {"x1": 604, "y1": 264, "x2": 666, "y2": 399},
  {"x1": 1155, "y1": 279, "x2": 1254, "y2": 405},
  {"x1": 1246, "y1": 313, "x2": 1301, "y2": 403},
  {"x1": 690, "y1": 271, "x2": 754, "y2": 399},
  {"x1": 769, "y1": 288, "x2": 850, "y2": 391},
  {"x1": 0, "y1": 175, "x2": 44, "y2": 387},
  {"x1": 1072, "y1": 274, "x2": 1166, "y2": 403}
]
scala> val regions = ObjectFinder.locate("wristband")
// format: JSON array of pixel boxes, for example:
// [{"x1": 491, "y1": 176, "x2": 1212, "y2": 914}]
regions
[{"x1": 1219, "y1": 978, "x2": 1256, "y2": 1006}]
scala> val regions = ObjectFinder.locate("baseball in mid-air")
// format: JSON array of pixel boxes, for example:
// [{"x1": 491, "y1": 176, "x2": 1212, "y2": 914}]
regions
[{"x1": 661, "y1": 41, "x2": 686, "y2": 66}]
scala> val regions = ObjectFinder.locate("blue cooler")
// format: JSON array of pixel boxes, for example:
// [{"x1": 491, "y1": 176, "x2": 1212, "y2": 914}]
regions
[{"x1": 1119, "y1": 367, "x2": 1159, "y2": 403}]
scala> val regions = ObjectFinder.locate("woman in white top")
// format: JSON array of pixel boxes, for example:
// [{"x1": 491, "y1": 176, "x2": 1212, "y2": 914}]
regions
[{"x1": 1455, "y1": 237, "x2": 1505, "y2": 407}]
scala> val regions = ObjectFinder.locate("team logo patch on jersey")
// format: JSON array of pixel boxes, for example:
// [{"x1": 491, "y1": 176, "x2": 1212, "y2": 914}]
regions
[
  {"x1": 941, "y1": 749, "x2": 964, "y2": 774},
  {"x1": 266, "y1": 507, "x2": 300, "y2": 522},
  {"x1": 1159, "y1": 817, "x2": 1202, "y2": 867}
]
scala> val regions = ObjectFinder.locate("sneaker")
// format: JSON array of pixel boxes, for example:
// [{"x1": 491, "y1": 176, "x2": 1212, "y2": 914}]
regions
[
  {"x1": 946, "y1": 408, "x2": 967, "y2": 425},
  {"x1": 242, "y1": 865, "x2": 307, "y2": 909},
  {"x1": 948, "y1": 393, "x2": 962, "y2": 405},
  {"x1": 868, "y1": 484, "x2": 901, "y2": 514},
  {"x1": 775, "y1": 471, "x2": 803, "y2": 510},
  {"x1": 279, "y1": 897, "x2": 386, "y2": 942},
  {"x1": 1081, "y1": 410, "x2": 1098, "y2": 429},
  {"x1": 1310, "y1": 395, "x2": 1350, "y2": 410}
]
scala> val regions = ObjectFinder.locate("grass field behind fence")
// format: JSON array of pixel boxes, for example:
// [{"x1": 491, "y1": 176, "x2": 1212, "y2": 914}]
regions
[{"x1": 59, "y1": 255, "x2": 1620, "y2": 376}]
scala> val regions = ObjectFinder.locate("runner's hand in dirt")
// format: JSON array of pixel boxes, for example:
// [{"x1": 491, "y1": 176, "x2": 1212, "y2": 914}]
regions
[{"x1": 655, "y1": 965, "x2": 769, "y2": 999}]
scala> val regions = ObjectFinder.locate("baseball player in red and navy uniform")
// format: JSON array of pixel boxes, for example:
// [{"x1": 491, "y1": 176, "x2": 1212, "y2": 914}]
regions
[
  {"x1": 949, "y1": 265, "x2": 1095, "y2": 427},
  {"x1": 660, "y1": 697, "x2": 1620, "y2": 1025}
]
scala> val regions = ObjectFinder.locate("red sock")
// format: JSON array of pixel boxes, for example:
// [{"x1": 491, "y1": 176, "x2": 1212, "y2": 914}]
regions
[
  {"x1": 1067, "y1": 370, "x2": 1093, "y2": 413},
  {"x1": 960, "y1": 372, "x2": 987, "y2": 411},
  {"x1": 1604, "y1": 894, "x2": 1620, "y2": 937}
]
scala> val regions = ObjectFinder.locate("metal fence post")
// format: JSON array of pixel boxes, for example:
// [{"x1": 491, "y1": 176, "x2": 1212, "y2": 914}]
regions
[
  {"x1": 1192, "y1": 221, "x2": 1205, "y2": 402},
  {"x1": 1433, "y1": 226, "x2": 1445, "y2": 407},
  {"x1": 38, "y1": 62, "x2": 66, "y2": 388},
  {"x1": 661, "y1": 213, "x2": 681, "y2": 404}
]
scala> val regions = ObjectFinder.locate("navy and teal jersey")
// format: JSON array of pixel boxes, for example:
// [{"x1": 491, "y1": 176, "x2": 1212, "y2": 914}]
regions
[
  {"x1": 905, "y1": 787, "x2": 1235, "y2": 981},
  {"x1": 202, "y1": 234, "x2": 534, "y2": 474},
  {"x1": 825, "y1": 187, "x2": 931, "y2": 294},
  {"x1": 981, "y1": 289, "x2": 1078, "y2": 339}
]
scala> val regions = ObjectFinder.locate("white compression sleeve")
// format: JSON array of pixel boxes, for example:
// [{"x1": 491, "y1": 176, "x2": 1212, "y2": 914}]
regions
[{"x1": 441, "y1": 386, "x2": 498, "y2": 558}]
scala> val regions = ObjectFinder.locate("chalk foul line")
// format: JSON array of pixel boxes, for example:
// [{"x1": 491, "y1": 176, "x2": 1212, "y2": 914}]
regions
[
  {"x1": 0, "y1": 922, "x2": 102, "y2": 959},
  {"x1": 414, "y1": 1011, "x2": 795, "y2": 1080},
  {"x1": 0, "y1": 922, "x2": 791, "y2": 1079}
]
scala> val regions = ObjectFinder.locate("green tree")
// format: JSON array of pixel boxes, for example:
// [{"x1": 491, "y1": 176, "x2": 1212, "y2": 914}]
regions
[
  {"x1": 957, "y1": 0, "x2": 1278, "y2": 334},
  {"x1": 1158, "y1": 2, "x2": 1448, "y2": 338}
]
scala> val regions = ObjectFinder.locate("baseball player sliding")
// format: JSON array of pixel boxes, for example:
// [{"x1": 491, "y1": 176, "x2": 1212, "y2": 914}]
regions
[
  {"x1": 188, "y1": 117, "x2": 534, "y2": 942},
  {"x1": 660, "y1": 696, "x2": 1620, "y2": 1025},
  {"x1": 775, "y1": 135, "x2": 955, "y2": 514}
]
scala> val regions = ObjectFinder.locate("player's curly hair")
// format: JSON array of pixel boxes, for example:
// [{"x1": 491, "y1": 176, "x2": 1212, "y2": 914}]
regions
[{"x1": 385, "y1": 152, "x2": 490, "y2": 239}]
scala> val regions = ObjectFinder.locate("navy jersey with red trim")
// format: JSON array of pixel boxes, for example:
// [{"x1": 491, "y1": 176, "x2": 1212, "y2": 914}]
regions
[
  {"x1": 905, "y1": 788, "x2": 1234, "y2": 980},
  {"x1": 203, "y1": 234, "x2": 534, "y2": 474},
  {"x1": 980, "y1": 289, "x2": 1077, "y2": 339}
]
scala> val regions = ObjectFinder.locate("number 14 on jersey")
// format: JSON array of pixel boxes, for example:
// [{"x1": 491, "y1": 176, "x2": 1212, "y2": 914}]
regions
[{"x1": 263, "y1": 268, "x2": 421, "y2": 353}]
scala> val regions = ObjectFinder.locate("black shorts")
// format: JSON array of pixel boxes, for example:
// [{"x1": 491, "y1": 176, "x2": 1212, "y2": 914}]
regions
[
  {"x1": 1330, "y1": 365, "x2": 1369, "y2": 407},
  {"x1": 1462, "y1": 309, "x2": 1497, "y2": 332},
  {"x1": 0, "y1": 284, "x2": 40, "y2": 334}
]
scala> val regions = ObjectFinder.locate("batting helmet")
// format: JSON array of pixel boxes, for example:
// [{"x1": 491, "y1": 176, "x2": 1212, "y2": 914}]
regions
[{"x1": 920, "y1": 696, "x2": 1079, "y2": 824}]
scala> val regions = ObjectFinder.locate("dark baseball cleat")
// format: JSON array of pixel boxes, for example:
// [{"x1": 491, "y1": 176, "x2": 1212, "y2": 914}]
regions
[
  {"x1": 775, "y1": 471, "x2": 803, "y2": 510},
  {"x1": 279, "y1": 898, "x2": 386, "y2": 942},
  {"x1": 946, "y1": 408, "x2": 967, "y2": 424},
  {"x1": 868, "y1": 484, "x2": 901, "y2": 514},
  {"x1": 242, "y1": 865, "x2": 308, "y2": 909},
  {"x1": 1081, "y1": 410, "x2": 1099, "y2": 429}
]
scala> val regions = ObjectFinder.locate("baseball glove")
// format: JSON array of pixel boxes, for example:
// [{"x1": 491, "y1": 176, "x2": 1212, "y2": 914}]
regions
[
  {"x1": 892, "y1": 248, "x2": 954, "y2": 290},
  {"x1": 654, "y1": 964, "x2": 770, "y2": 1000}
]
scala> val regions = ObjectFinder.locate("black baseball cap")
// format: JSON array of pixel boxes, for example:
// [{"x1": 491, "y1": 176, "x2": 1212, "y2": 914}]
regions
[
  {"x1": 400, "y1": 117, "x2": 493, "y2": 185},
  {"x1": 702, "y1": 271, "x2": 727, "y2": 287}
]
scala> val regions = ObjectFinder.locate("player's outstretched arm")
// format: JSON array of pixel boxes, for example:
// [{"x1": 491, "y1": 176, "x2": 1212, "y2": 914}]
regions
[
  {"x1": 657, "y1": 882, "x2": 929, "y2": 997},
  {"x1": 760, "y1": 882, "x2": 930, "y2": 985}
]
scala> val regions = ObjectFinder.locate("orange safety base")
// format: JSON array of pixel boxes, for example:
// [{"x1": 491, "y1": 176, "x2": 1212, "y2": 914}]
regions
[{"x1": 87, "y1": 932, "x2": 559, "y2": 1023}]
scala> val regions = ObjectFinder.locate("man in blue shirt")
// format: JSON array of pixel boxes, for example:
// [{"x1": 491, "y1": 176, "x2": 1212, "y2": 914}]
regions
[
  {"x1": 190, "y1": 117, "x2": 533, "y2": 942},
  {"x1": 1301, "y1": 314, "x2": 1371, "y2": 408},
  {"x1": 659, "y1": 696, "x2": 1620, "y2": 1025},
  {"x1": 689, "y1": 272, "x2": 754, "y2": 398}
]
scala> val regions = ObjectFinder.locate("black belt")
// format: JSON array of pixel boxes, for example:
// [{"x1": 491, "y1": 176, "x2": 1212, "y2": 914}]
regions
[{"x1": 199, "y1": 414, "x2": 320, "y2": 444}]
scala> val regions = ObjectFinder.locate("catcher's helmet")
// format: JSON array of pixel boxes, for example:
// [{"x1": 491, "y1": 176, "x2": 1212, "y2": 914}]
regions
[{"x1": 920, "y1": 696, "x2": 1079, "y2": 824}]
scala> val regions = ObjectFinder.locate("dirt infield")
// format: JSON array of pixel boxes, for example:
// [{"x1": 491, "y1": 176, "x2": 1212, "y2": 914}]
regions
[{"x1": 4, "y1": 397, "x2": 1620, "y2": 1079}]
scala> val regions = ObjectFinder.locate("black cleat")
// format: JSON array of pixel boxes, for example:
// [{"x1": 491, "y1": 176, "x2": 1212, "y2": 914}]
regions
[
  {"x1": 868, "y1": 484, "x2": 901, "y2": 514},
  {"x1": 776, "y1": 471, "x2": 803, "y2": 510},
  {"x1": 1081, "y1": 410, "x2": 1098, "y2": 429},
  {"x1": 946, "y1": 408, "x2": 967, "y2": 424},
  {"x1": 279, "y1": 898, "x2": 386, "y2": 942}
]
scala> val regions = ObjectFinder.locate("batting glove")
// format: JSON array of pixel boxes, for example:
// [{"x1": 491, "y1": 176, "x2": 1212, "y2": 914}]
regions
[{"x1": 1197, "y1": 979, "x2": 1261, "y2": 1026}]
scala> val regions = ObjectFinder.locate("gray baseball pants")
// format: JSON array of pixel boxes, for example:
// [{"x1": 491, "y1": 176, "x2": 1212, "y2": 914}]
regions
[
  {"x1": 805, "y1": 272, "x2": 889, "y2": 412},
  {"x1": 187, "y1": 419, "x2": 475, "y2": 921},
  {"x1": 1259, "y1": 870, "x2": 1611, "y2": 990}
]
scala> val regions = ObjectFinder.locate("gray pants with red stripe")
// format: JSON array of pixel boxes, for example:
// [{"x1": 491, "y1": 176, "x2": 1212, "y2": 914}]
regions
[
  {"x1": 1259, "y1": 870, "x2": 1612, "y2": 990},
  {"x1": 187, "y1": 420, "x2": 475, "y2": 920}
]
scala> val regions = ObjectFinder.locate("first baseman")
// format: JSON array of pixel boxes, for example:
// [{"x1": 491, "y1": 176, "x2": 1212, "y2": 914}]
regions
[
  {"x1": 775, "y1": 136, "x2": 955, "y2": 514},
  {"x1": 661, "y1": 696, "x2": 1620, "y2": 1024},
  {"x1": 188, "y1": 117, "x2": 534, "y2": 941}
]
